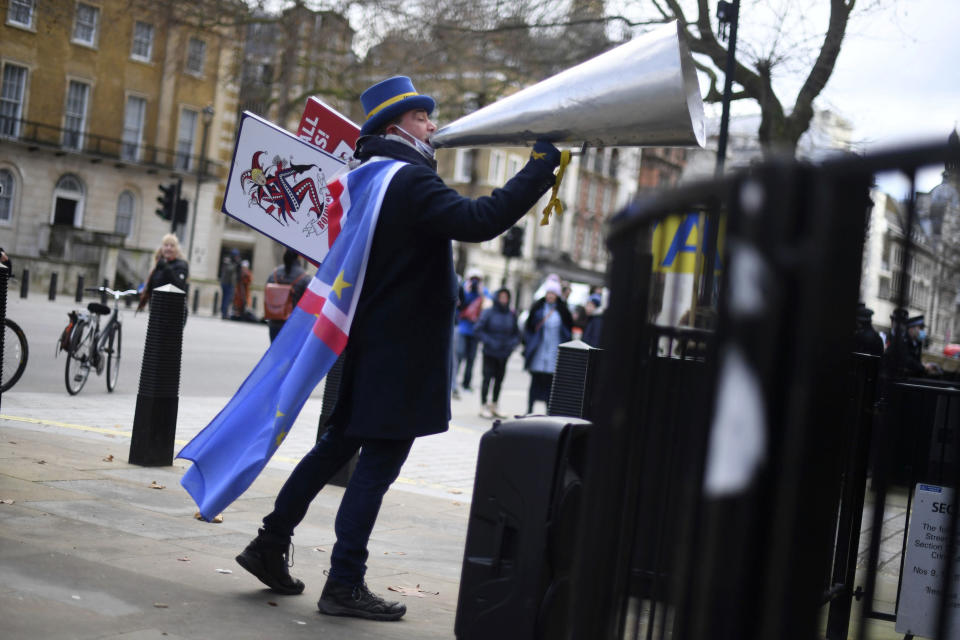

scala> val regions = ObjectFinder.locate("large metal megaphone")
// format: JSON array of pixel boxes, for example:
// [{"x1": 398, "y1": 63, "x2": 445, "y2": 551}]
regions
[{"x1": 431, "y1": 21, "x2": 705, "y2": 149}]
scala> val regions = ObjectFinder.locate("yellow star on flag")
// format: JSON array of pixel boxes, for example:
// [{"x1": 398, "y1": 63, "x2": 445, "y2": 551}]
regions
[
  {"x1": 331, "y1": 270, "x2": 353, "y2": 299},
  {"x1": 275, "y1": 430, "x2": 287, "y2": 448}
]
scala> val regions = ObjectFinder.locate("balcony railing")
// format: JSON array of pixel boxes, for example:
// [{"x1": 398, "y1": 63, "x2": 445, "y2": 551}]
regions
[{"x1": 0, "y1": 115, "x2": 215, "y2": 178}]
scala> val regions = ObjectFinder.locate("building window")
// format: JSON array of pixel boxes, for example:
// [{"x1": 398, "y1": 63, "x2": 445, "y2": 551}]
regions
[
  {"x1": 7, "y1": 0, "x2": 35, "y2": 28},
  {"x1": 63, "y1": 80, "x2": 90, "y2": 150},
  {"x1": 609, "y1": 149, "x2": 620, "y2": 177},
  {"x1": 131, "y1": 21, "x2": 154, "y2": 61},
  {"x1": 0, "y1": 63, "x2": 27, "y2": 138},
  {"x1": 122, "y1": 96, "x2": 146, "y2": 161},
  {"x1": 115, "y1": 190, "x2": 134, "y2": 236},
  {"x1": 454, "y1": 149, "x2": 474, "y2": 184},
  {"x1": 175, "y1": 107, "x2": 198, "y2": 170},
  {"x1": 507, "y1": 155, "x2": 522, "y2": 177},
  {"x1": 52, "y1": 174, "x2": 85, "y2": 227},
  {"x1": 488, "y1": 150, "x2": 505, "y2": 186},
  {"x1": 185, "y1": 38, "x2": 206, "y2": 75},
  {"x1": 593, "y1": 147, "x2": 604, "y2": 174},
  {"x1": 0, "y1": 169, "x2": 14, "y2": 223},
  {"x1": 72, "y1": 3, "x2": 100, "y2": 47}
]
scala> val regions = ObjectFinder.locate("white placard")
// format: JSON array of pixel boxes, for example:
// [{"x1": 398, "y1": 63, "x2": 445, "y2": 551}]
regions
[
  {"x1": 896, "y1": 483, "x2": 960, "y2": 638},
  {"x1": 222, "y1": 112, "x2": 350, "y2": 264}
]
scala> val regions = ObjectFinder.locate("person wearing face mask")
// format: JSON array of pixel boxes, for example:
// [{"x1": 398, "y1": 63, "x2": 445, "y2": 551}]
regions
[
  {"x1": 138, "y1": 232, "x2": 189, "y2": 312},
  {"x1": 233, "y1": 75, "x2": 563, "y2": 622}
]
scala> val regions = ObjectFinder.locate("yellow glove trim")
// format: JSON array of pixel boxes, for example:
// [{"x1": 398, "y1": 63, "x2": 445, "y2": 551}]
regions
[{"x1": 540, "y1": 150, "x2": 571, "y2": 226}]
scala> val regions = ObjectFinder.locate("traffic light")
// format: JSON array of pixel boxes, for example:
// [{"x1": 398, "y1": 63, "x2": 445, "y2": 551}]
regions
[
  {"x1": 175, "y1": 197, "x2": 188, "y2": 225},
  {"x1": 155, "y1": 182, "x2": 176, "y2": 220},
  {"x1": 502, "y1": 225, "x2": 524, "y2": 258}
]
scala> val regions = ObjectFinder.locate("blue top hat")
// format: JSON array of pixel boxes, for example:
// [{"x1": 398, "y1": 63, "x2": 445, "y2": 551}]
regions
[{"x1": 359, "y1": 76, "x2": 435, "y2": 137}]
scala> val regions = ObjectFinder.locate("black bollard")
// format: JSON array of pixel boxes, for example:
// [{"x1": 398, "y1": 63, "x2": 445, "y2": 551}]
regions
[
  {"x1": 19, "y1": 268, "x2": 28, "y2": 298},
  {"x1": 101, "y1": 278, "x2": 108, "y2": 305},
  {"x1": 192, "y1": 288, "x2": 199, "y2": 314},
  {"x1": 252, "y1": 295, "x2": 258, "y2": 314},
  {"x1": 48, "y1": 272, "x2": 58, "y2": 300},
  {"x1": 129, "y1": 284, "x2": 186, "y2": 466},
  {"x1": 212, "y1": 290, "x2": 219, "y2": 317},
  {"x1": 75, "y1": 274, "x2": 84, "y2": 303}
]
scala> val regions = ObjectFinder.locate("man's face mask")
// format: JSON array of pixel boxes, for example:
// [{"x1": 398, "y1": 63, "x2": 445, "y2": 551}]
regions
[
  {"x1": 918, "y1": 329, "x2": 927, "y2": 342},
  {"x1": 394, "y1": 125, "x2": 436, "y2": 160}
]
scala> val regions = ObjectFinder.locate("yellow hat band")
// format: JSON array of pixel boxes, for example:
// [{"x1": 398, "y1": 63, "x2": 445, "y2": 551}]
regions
[{"x1": 365, "y1": 92, "x2": 419, "y2": 120}]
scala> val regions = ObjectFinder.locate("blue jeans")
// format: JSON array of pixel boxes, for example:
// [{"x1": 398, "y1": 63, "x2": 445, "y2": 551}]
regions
[
  {"x1": 262, "y1": 423, "x2": 413, "y2": 585},
  {"x1": 220, "y1": 283, "x2": 234, "y2": 318}
]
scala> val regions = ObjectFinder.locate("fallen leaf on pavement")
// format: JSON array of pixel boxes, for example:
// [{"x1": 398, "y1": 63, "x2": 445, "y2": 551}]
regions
[
  {"x1": 267, "y1": 601, "x2": 278, "y2": 607},
  {"x1": 449, "y1": 489, "x2": 462, "y2": 495},
  {"x1": 149, "y1": 481, "x2": 165, "y2": 490},
  {"x1": 8, "y1": 441, "x2": 16, "y2": 445},
  {"x1": 0, "y1": 499, "x2": 15, "y2": 505},
  {"x1": 313, "y1": 546, "x2": 327, "y2": 553},
  {"x1": 102, "y1": 454, "x2": 114, "y2": 462},
  {"x1": 383, "y1": 551, "x2": 407, "y2": 555},
  {"x1": 154, "y1": 603, "x2": 169, "y2": 608},
  {"x1": 36, "y1": 460, "x2": 46, "y2": 465},
  {"x1": 294, "y1": 620, "x2": 306, "y2": 625},
  {"x1": 387, "y1": 584, "x2": 439, "y2": 598},
  {"x1": 216, "y1": 568, "x2": 233, "y2": 574},
  {"x1": 177, "y1": 557, "x2": 191, "y2": 562},
  {"x1": 452, "y1": 501, "x2": 462, "y2": 506}
]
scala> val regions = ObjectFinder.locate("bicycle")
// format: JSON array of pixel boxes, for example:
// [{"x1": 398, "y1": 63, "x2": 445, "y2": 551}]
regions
[
  {"x1": 62, "y1": 286, "x2": 138, "y2": 395},
  {"x1": 1, "y1": 317, "x2": 28, "y2": 392}
]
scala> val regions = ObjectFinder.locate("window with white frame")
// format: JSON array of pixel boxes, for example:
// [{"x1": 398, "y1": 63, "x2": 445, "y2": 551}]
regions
[
  {"x1": 0, "y1": 63, "x2": 27, "y2": 138},
  {"x1": 63, "y1": 80, "x2": 90, "y2": 150},
  {"x1": 0, "y1": 169, "x2": 14, "y2": 223},
  {"x1": 454, "y1": 149, "x2": 474, "y2": 184},
  {"x1": 185, "y1": 38, "x2": 206, "y2": 75},
  {"x1": 72, "y1": 3, "x2": 100, "y2": 46},
  {"x1": 507, "y1": 155, "x2": 523, "y2": 178},
  {"x1": 131, "y1": 21, "x2": 154, "y2": 61},
  {"x1": 115, "y1": 190, "x2": 135, "y2": 235},
  {"x1": 7, "y1": 0, "x2": 35, "y2": 28},
  {"x1": 488, "y1": 150, "x2": 505, "y2": 186},
  {"x1": 122, "y1": 96, "x2": 146, "y2": 161},
  {"x1": 175, "y1": 108, "x2": 198, "y2": 170}
]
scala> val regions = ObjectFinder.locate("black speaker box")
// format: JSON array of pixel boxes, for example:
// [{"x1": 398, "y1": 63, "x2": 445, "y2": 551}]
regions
[{"x1": 455, "y1": 416, "x2": 592, "y2": 640}]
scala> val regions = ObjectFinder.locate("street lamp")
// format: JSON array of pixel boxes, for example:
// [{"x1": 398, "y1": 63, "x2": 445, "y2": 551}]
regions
[{"x1": 188, "y1": 104, "x2": 215, "y2": 265}]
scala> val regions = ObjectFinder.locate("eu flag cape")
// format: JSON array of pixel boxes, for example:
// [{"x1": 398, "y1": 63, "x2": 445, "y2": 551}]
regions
[{"x1": 178, "y1": 159, "x2": 405, "y2": 521}]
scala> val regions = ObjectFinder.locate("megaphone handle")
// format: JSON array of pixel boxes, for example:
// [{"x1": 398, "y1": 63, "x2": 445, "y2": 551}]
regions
[{"x1": 540, "y1": 150, "x2": 571, "y2": 226}]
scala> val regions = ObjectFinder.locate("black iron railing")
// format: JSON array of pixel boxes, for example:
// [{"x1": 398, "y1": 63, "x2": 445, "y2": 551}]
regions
[
  {"x1": 0, "y1": 115, "x2": 214, "y2": 178},
  {"x1": 566, "y1": 140, "x2": 960, "y2": 640}
]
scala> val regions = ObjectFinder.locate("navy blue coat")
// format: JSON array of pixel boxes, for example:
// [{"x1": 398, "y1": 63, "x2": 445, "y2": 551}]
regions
[
  {"x1": 474, "y1": 302, "x2": 521, "y2": 359},
  {"x1": 330, "y1": 137, "x2": 557, "y2": 439}
]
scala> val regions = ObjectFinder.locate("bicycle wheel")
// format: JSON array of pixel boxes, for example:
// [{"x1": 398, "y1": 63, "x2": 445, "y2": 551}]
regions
[
  {"x1": 105, "y1": 324, "x2": 121, "y2": 392},
  {"x1": 65, "y1": 321, "x2": 93, "y2": 395},
  {"x1": 1, "y1": 318, "x2": 28, "y2": 393}
]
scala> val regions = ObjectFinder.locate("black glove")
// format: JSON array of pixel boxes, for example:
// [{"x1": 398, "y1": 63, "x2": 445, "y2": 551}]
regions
[{"x1": 530, "y1": 139, "x2": 561, "y2": 168}]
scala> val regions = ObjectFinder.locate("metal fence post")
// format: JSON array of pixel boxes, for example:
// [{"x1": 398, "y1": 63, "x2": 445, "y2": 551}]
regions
[
  {"x1": 192, "y1": 288, "x2": 199, "y2": 314},
  {"x1": 48, "y1": 272, "x2": 57, "y2": 300},
  {"x1": 212, "y1": 290, "x2": 219, "y2": 317},
  {"x1": 101, "y1": 278, "x2": 108, "y2": 304},
  {"x1": 19, "y1": 268, "x2": 28, "y2": 298},
  {"x1": 129, "y1": 284, "x2": 186, "y2": 466},
  {"x1": 75, "y1": 275, "x2": 84, "y2": 303}
]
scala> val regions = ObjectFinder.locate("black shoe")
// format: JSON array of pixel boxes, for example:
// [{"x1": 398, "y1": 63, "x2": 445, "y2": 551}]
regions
[
  {"x1": 235, "y1": 528, "x2": 305, "y2": 595},
  {"x1": 317, "y1": 579, "x2": 406, "y2": 621}
]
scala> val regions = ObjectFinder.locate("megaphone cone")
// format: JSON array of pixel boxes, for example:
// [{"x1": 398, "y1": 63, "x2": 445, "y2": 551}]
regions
[{"x1": 431, "y1": 21, "x2": 705, "y2": 149}]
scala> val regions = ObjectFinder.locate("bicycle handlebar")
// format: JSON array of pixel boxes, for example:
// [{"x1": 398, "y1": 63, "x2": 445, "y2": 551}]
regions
[{"x1": 84, "y1": 286, "x2": 140, "y2": 300}]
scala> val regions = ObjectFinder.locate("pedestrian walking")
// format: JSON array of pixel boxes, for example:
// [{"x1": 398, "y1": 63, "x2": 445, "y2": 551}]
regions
[
  {"x1": 581, "y1": 293, "x2": 604, "y2": 348},
  {"x1": 522, "y1": 279, "x2": 573, "y2": 414},
  {"x1": 219, "y1": 249, "x2": 240, "y2": 319},
  {"x1": 474, "y1": 288, "x2": 520, "y2": 418},
  {"x1": 264, "y1": 248, "x2": 310, "y2": 342},
  {"x1": 137, "y1": 233, "x2": 189, "y2": 312},
  {"x1": 234, "y1": 75, "x2": 561, "y2": 621},
  {"x1": 454, "y1": 267, "x2": 488, "y2": 393}
]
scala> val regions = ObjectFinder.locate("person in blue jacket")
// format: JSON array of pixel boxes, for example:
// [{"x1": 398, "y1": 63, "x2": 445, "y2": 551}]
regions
[
  {"x1": 474, "y1": 288, "x2": 521, "y2": 418},
  {"x1": 234, "y1": 76, "x2": 561, "y2": 622},
  {"x1": 523, "y1": 280, "x2": 573, "y2": 414}
]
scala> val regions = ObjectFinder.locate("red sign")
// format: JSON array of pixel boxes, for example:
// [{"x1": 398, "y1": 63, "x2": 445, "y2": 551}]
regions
[{"x1": 296, "y1": 97, "x2": 360, "y2": 163}]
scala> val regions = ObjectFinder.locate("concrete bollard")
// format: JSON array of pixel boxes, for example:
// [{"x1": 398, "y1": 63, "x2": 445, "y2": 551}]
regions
[
  {"x1": 19, "y1": 269, "x2": 28, "y2": 298},
  {"x1": 48, "y1": 272, "x2": 58, "y2": 300},
  {"x1": 75, "y1": 275, "x2": 84, "y2": 303},
  {"x1": 129, "y1": 284, "x2": 186, "y2": 466}
]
